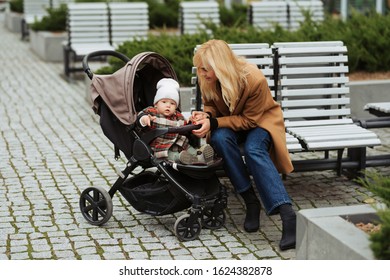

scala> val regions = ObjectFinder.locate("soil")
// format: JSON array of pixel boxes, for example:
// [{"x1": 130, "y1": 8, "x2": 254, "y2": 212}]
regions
[
  {"x1": 349, "y1": 71, "x2": 390, "y2": 81},
  {"x1": 355, "y1": 222, "x2": 382, "y2": 234}
]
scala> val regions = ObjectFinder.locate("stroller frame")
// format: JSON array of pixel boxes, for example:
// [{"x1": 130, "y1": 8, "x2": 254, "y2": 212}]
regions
[{"x1": 79, "y1": 50, "x2": 228, "y2": 241}]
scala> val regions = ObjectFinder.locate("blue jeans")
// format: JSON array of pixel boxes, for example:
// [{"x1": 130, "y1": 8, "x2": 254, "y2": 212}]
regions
[{"x1": 210, "y1": 127, "x2": 292, "y2": 215}]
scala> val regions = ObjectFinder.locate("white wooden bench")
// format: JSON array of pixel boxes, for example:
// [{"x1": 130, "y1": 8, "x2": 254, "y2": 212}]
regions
[
  {"x1": 189, "y1": 41, "x2": 387, "y2": 177},
  {"x1": 274, "y1": 41, "x2": 381, "y2": 176},
  {"x1": 21, "y1": 0, "x2": 51, "y2": 40},
  {"x1": 248, "y1": 1, "x2": 289, "y2": 30},
  {"x1": 108, "y1": 2, "x2": 149, "y2": 47},
  {"x1": 360, "y1": 102, "x2": 390, "y2": 128},
  {"x1": 63, "y1": 2, "x2": 114, "y2": 77},
  {"x1": 191, "y1": 43, "x2": 302, "y2": 152},
  {"x1": 248, "y1": 0, "x2": 324, "y2": 31},
  {"x1": 364, "y1": 102, "x2": 390, "y2": 116},
  {"x1": 21, "y1": 0, "x2": 74, "y2": 40},
  {"x1": 288, "y1": 0, "x2": 325, "y2": 31},
  {"x1": 179, "y1": 1, "x2": 220, "y2": 35}
]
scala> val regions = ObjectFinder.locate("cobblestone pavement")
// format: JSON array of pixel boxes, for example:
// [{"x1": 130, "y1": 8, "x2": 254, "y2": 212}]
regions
[{"x1": 1, "y1": 20, "x2": 389, "y2": 261}]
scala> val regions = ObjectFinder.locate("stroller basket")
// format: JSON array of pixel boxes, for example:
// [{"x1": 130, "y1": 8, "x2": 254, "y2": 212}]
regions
[{"x1": 120, "y1": 171, "x2": 191, "y2": 216}]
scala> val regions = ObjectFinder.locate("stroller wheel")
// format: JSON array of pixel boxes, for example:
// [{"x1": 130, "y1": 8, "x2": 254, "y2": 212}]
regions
[
  {"x1": 202, "y1": 208, "x2": 226, "y2": 230},
  {"x1": 174, "y1": 214, "x2": 202, "y2": 242},
  {"x1": 79, "y1": 186, "x2": 113, "y2": 226}
]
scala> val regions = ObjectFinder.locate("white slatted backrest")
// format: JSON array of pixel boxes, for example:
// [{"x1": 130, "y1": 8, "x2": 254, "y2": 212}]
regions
[
  {"x1": 23, "y1": 0, "x2": 50, "y2": 24},
  {"x1": 191, "y1": 43, "x2": 274, "y2": 111},
  {"x1": 288, "y1": 0, "x2": 325, "y2": 30},
  {"x1": 51, "y1": 0, "x2": 74, "y2": 8},
  {"x1": 179, "y1": 1, "x2": 220, "y2": 35},
  {"x1": 108, "y1": 2, "x2": 149, "y2": 46},
  {"x1": 228, "y1": 44, "x2": 275, "y2": 95},
  {"x1": 274, "y1": 41, "x2": 351, "y2": 127},
  {"x1": 248, "y1": 1, "x2": 289, "y2": 30},
  {"x1": 66, "y1": 3, "x2": 110, "y2": 45}
]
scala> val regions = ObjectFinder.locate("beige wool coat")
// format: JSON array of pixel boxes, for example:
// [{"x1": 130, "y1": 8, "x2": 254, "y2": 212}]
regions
[{"x1": 203, "y1": 64, "x2": 294, "y2": 174}]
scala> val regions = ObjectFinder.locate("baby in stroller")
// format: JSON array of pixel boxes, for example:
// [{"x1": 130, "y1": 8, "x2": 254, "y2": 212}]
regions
[
  {"x1": 137, "y1": 78, "x2": 215, "y2": 165},
  {"x1": 79, "y1": 50, "x2": 227, "y2": 242}
]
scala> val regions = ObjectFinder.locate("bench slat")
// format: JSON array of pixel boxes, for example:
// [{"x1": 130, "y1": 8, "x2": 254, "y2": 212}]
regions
[
  {"x1": 279, "y1": 66, "x2": 349, "y2": 75},
  {"x1": 281, "y1": 87, "x2": 350, "y2": 97},
  {"x1": 306, "y1": 139, "x2": 381, "y2": 149},
  {"x1": 285, "y1": 119, "x2": 353, "y2": 127},
  {"x1": 282, "y1": 108, "x2": 351, "y2": 119},
  {"x1": 279, "y1": 55, "x2": 348, "y2": 65},
  {"x1": 280, "y1": 76, "x2": 349, "y2": 87},
  {"x1": 281, "y1": 97, "x2": 350, "y2": 108}
]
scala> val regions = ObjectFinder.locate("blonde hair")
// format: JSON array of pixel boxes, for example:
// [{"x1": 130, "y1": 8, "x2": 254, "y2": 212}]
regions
[{"x1": 193, "y1": 39, "x2": 249, "y2": 112}]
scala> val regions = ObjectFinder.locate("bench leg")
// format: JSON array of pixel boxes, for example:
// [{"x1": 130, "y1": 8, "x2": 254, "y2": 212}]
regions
[
  {"x1": 21, "y1": 19, "x2": 29, "y2": 41},
  {"x1": 324, "y1": 150, "x2": 329, "y2": 159},
  {"x1": 63, "y1": 46, "x2": 70, "y2": 77},
  {"x1": 336, "y1": 149, "x2": 344, "y2": 176},
  {"x1": 346, "y1": 147, "x2": 367, "y2": 179}
]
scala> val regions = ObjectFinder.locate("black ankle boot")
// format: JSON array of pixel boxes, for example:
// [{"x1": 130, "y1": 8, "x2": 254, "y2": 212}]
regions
[
  {"x1": 240, "y1": 187, "x2": 261, "y2": 232},
  {"x1": 278, "y1": 204, "x2": 296, "y2": 250}
]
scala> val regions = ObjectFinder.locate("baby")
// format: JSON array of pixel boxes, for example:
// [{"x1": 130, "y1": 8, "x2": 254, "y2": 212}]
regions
[{"x1": 137, "y1": 78, "x2": 214, "y2": 165}]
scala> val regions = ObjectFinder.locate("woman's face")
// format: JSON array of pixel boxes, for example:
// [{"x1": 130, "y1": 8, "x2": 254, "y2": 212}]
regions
[{"x1": 198, "y1": 64, "x2": 217, "y2": 84}]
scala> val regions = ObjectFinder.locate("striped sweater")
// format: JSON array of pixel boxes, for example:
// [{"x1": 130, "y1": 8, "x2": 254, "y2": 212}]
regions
[{"x1": 139, "y1": 106, "x2": 190, "y2": 158}]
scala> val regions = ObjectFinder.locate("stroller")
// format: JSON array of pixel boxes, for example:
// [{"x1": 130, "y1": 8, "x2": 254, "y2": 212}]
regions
[{"x1": 79, "y1": 50, "x2": 228, "y2": 241}]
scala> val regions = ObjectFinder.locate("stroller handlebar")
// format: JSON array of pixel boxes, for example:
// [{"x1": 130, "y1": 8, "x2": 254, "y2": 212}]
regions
[
  {"x1": 82, "y1": 50, "x2": 131, "y2": 80},
  {"x1": 140, "y1": 124, "x2": 202, "y2": 146},
  {"x1": 167, "y1": 124, "x2": 201, "y2": 134}
]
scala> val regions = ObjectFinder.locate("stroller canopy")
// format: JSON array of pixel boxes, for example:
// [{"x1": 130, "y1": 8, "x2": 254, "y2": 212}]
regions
[{"x1": 90, "y1": 52, "x2": 178, "y2": 126}]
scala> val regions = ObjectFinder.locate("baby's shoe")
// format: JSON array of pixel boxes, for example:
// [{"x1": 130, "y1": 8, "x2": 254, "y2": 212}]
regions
[
  {"x1": 198, "y1": 144, "x2": 215, "y2": 165},
  {"x1": 179, "y1": 151, "x2": 199, "y2": 165}
]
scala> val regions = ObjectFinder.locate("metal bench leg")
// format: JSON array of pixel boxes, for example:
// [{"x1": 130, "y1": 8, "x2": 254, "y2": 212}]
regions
[
  {"x1": 325, "y1": 150, "x2": 329, "y2": 159},
  {"x1": 21, "y1": 19, "x2": 28, "y2": 41},
  {"x1": 63, "y1": 46, "x2": 70, "y2": 77},
  {"x1": 346, "y1": 147, "x2": 367, "y2": 179},
  {"x1": 336, "y1": 149, "x2": 344, "y2": 176}
]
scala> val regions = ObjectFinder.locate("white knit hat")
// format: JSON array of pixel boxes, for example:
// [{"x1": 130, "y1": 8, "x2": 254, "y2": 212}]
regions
[{"x1": 154, "y1": 78, "x2": 180, "y2": 105}]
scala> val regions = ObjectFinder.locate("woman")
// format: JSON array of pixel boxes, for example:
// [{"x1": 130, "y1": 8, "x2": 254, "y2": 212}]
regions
[{"x1": 191, "y1": 39, "x2": 296, "y2": 250}]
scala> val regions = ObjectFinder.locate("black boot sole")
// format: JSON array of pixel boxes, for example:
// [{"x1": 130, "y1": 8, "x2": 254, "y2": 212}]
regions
[
  {"x1": 244, "y1": 226, "x2": 259, "y2": 233},
  {"x1": 279, "y1": 242, "x2": 296, "y2": 251}
]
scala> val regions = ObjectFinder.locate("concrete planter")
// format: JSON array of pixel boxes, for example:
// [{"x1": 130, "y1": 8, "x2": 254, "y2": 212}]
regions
[
  {"x1": 29, "y1": 30, "x2": 66, "y2": 62},
  {"x1": 296, "y1": 204, "x2": 381, "y2": 260},
  {"x1": 4, "y1": 11, "x2": 23, "y2": 33}
]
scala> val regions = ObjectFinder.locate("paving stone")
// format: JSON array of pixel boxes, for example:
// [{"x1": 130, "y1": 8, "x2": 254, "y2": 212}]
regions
[
  {"x1": 31, "y1": 251, "x2": 53, "y2": 259},
  {"x1": 0, "y1": 20, "x2": 389, "y2": 262},
  {"x1": 10, "y1": 252, "x2": 29, "y2": 260},
  {"x1": 55, "y1": 250, "x2": 77, "y2": 260}
]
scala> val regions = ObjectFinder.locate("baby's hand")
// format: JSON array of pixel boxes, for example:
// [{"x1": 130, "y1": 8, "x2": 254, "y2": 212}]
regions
[{"x1": 140, "y1": 115, "x2": 156, "y2": 126}]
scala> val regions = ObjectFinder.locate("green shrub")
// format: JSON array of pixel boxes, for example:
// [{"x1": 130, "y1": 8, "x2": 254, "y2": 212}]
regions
[
  {"x1": 105, "y1": 32, "x2": 211, "y2": 86},
  {"x1": 9, "y1": 0, "x2": 23, "y2": 13},
  {"x1": 30, "y1": 5, "x2": 67, "y2": 32},
  {"x1": 147, "y1": 0, "x2": 180, "y2": 29},
  {"x1": 357, "y1": 172, "x2": 390, "y2": 260},
  {"x1": 74, "y1": 0, "x2": 107, "y2": 2},
  {"x1": 219, "y1": 3, "x2": 247, "y2": 27}
]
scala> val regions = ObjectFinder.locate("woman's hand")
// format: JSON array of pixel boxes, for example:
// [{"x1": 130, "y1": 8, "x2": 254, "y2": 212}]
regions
[
  {"x1": 190, "y1": 111, "x2": 209, "y2": 123},
  {"x1": 192, "y1": 118, "x2": 211, "y2": 138}
]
